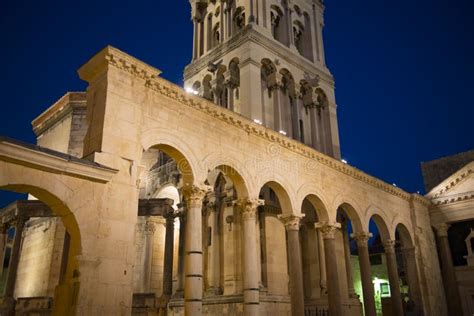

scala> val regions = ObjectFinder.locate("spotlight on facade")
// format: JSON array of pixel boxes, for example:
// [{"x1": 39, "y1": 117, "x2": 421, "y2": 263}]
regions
[
  {"x1": 393, "y1": 183, "x2": 397, "y2": 187},
  {"x1": 341, "y1": 159, "x2": 348, "y2": 164},
  {"x1": 279, "y1": 130, "x2": 287, "y2": 136},
  {"x1": 253, "y1": 119, "x2": 263, "y2": 125},
  {"x1": 184, "y1": 87, "x2": 199, "y2": 95}
]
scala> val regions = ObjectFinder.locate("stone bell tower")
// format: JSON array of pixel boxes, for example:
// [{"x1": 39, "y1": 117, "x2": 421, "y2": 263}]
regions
[{"x1": 184, "y1": 0, "x2": 341, "y2": 159}]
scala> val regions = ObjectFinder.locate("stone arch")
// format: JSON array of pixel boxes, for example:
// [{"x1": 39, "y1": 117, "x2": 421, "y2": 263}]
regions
[
  {"x1": 395, "y1": 222, "x2": 415, "y2": 248},
  {"x1": 0, "y1": 183, "x2": 82, "y2": 314},
  {"x1": 369, "y1": 214, "x2": 391, "y2": 241},
  {"x1": 202, "y1": 74, "x2": 213, "y2": 101},
  {"x1": 296, "y1": 184, "x2": 330, "y2": 222},
  {"x1": 335, "y1": 201, "x2": 364, "y2": 233},
  {"x1": 270, "y1": 4, "x2": 286, "y2": 45},
  {"x1": 141, "y1": 128, "x2": 202, "y2": 185},
  {"x1": 205, "y1": 164, "x2": 250, "y2": 199},
  {"x1": 258, "y1": 180, "x2": 294, "y2": 216}
]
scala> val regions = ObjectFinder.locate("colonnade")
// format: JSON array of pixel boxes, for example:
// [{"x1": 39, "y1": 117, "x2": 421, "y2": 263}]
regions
[{"x1": 153, "y1": 184, "x2": 418, "y2": 316}]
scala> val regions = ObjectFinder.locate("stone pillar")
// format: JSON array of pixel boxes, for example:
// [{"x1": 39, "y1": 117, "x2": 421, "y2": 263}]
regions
[
  {"x1": 352, "y1": 232, "x2": 376, "y2": 316},
  {"x1": 383, "y1": 240, "x2": 403, "y2": 316},
  {"x1": 142, "y1": 217, "x2": 155, "y2": 293},
  {"x1": 316, "y1": 228, "x2": 327, "y2": 293},
  {"x1": 239, "y1": 60, "x2": 263, "y2": 120},
  {"x1": 192, "y1": 18, "x2": 199, "y2": 60},
  {"x1": 316, "y1": 222, "x2": 342, "y2": 316},
  {"x1": 280, "y1": 215, "x2": 305, "y2": 316},
  {"x1": 402, "y1": 247, "x2": 423, "y2": 314},
  {"x1": 2, "y1": 218, "x2": 26, "y2": 314},
  {"x1": 175, "y1": 209, "x2": 186, "y2": 296},
  {"x1": 238, "y1": 199, "x2": 263, "y2": 316},
  {"x1": 342, "y1": 222, "x2": 356, "y2": 298},
  {"x1": 183, "y1": 185, "x2": 209, "y2": 315},
  {"x1": 162, "y1": 211, "x2": 176, "y2": 298},
  {"x1": 0, "y1": 225, "x2": 6, "y2": 273},
  {"x1": 435, "y1": 223, "x2": 463, "y2": 315}
]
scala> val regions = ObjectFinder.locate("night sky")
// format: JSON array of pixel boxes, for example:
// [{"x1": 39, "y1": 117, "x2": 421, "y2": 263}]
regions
[{"x1": 1, "y1": 0, "x2": 473, "y2": 208}]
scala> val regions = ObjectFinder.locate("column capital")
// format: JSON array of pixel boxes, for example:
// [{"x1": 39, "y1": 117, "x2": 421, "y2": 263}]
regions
[
  {"x1": 278, "y1": 214, "x2": 305, "y2": 231},
  {"x1": 434, "y1": 223, "x2": 450, "y2": 237},
  {"x1": 182, "y1": 184, "x2": 211, "y2": 207},
  {"x1": 315, "y1": 222, "x2": 341, "y2": 239},
  {"x1": 383, "y1": 239, "x2": 397, "y2": 254},
  {"x1": 235, "y1": 198, "x2": 264, "y2": 220},
  {"x1": 144, "y1": 218, "x2": 156, "y2": 235},
  {"x1": 351, "y1": 231, "x2": 373, "y2": 247},
  {"x1": 235, "y1": 199, "x2": 265, "y2": 220}
]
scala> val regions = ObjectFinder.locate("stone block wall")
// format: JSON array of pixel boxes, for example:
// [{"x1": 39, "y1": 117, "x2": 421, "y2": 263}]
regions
[{"x1": 15, "y1": 218, "x2": 65, "y2": 298}]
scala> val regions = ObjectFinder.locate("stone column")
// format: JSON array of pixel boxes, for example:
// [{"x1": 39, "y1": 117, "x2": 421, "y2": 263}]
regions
[
  {"x1": 183, "y1": 185, "x2": 209, "y2": 315},
  {"x1": 435, "y1": 223, "x2": 463, "y2": 315},
  {"x1": 0, "y1": 225, "x2": 7, "y2": 273},
  {"x1": 3, "y1": 218, "x2": 26, "y2": 313},
  {"x1": 175, "y1": 209, "x2": 186, "y2": 297},
  {"x1": 402, "y1": 247, "x2": 423, "y2": 314},
  {"x1": 142, "y1": 217, "x2": 155, "y2": 293},
  {"x1": 342, "y1": 222, "x2": 356, "y2": 298},
  {"x1": 162, "y1": 211, "x2": 176, "y2": 298},
  {"x1": 192, "y1": 18, "x2": 199, "y2": 60},
  {"x1": 317, "y1": 228, "x2": 327, "y2": 293},
  {"x1": 352, "y1": 232, "x2": 376, "y2": 316},
  {"x1": 280, "y1": 215, "x2": 305, "y2": 316},
  {"x1": 316, "y1": 222, "x2": 342, "y2": 316},
  {"x1": 238, "y1": 199, "x2": 263, "y2": 316},
  {"x1": 383, "y1": 240, "x2": 403, "y2": 316}
]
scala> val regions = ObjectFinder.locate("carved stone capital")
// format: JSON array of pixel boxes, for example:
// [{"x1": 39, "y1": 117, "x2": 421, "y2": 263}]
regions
[
  {"x1": 279, "y1": 214, "x2": 305, "y2": 231},
  {"x1": 315, "y1": 222, "x2": 341, "y2": 239},
  {"x1": 351, "y1": 231, "x2": 372, "y2": 247},
  {"x1": 235, "y1": 199, "x2": 264, "y2": 221},
  {"x1": 383, "y1": 239, "x2": 397, "y2": 254},
  {"x1": 144, "y1": 219, "x2": 156, "y2": 235},
  {"x1": 434, "y1": 223, "x2": 450, "y2": 237},
  {"x1": 182, "y1": 184, "x2": 211, "y2": 208}
]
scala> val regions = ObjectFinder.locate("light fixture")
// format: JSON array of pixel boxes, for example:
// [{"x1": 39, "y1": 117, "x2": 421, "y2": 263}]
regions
[
  {"x1": 253, "y1": 119, "x2": 263, "y2": 125},
  {"x1": 279, "y1": 130, "x2": 287, "y2": 136},
  {"x1": 184, "y1": 87, "x2": 199, "y2": 95},
  {"x1": 393, "y1": 183, "x2": 397, "y2": 187},
  {"x1": 341, "y1": 159, "x2": 348, "y2": 164}
]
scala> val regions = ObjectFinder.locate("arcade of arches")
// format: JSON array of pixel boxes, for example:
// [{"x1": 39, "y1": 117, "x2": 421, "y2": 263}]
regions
[{"x1": 0, "y1": 45, "x2": 450, "y2": 315}]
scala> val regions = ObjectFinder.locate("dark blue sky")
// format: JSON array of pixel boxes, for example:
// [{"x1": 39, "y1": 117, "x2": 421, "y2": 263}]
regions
[{"x1": 1, "y1": 0, "x2": 473, "y2": 207}]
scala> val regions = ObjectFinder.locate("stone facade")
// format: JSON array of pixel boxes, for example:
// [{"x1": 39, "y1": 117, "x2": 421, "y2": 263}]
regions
[{"x1": 0, "y1": 1, "x2": 457, "y2": 316}]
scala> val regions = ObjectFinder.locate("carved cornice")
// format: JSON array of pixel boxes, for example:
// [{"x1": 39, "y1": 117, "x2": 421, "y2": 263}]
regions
[
  {"x1": 32, "y1": 92, "x2": 87, "y2": 136},
  {"x1": 426, "y1": 161, "x2": 474, "y2": 199},
  {"x1": 431, "y1": 191, "x2": 474, "y2": 206},
  {"x1": 78, "y1": 46, "x2": 162, "y2": 83},
  {"x1": 183, "y1": 26, "x2": 334, "y2": 86}
]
